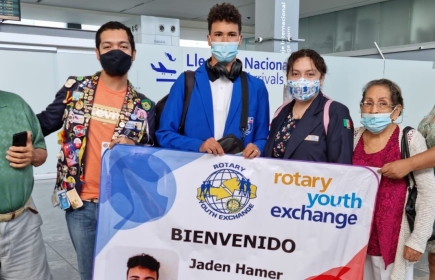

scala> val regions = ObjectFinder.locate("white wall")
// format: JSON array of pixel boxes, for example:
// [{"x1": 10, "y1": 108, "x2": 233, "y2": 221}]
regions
[{"x1": 0, "y1": 33, "x2": 434, "y2": 178}]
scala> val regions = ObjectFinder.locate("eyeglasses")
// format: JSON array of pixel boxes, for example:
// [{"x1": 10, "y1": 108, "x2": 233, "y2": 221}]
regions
[{"x1": 360, "y1": 101, "x2": 395, "y2": 109}]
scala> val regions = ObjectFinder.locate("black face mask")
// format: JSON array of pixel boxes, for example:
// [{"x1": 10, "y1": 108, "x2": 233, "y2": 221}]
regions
[{"x1": 99, "y1": 49, "x2": 132, "y2": 76}]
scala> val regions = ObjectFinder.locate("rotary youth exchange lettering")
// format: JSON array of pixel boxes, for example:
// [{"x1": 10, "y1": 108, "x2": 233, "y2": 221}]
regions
[
  {"x1": 196, "y1": 163, "x2": 257, "y2": 220},
  {"x1": 271, "y1": 171, "x2": 363, "y2": 229}
]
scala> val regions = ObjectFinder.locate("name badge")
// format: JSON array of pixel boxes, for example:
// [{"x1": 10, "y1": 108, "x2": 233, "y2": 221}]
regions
[{"x1": 305, "y1": 135, "x2": 319, "y2": 142}]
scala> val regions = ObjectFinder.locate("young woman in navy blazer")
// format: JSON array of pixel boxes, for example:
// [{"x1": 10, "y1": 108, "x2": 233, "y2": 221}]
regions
[{"x1": 264, "y1": 49, "x2": 353, "y2": 164}]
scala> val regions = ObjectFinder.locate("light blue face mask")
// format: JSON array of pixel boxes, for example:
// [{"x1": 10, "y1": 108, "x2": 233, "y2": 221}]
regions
[
  {"x1": 287, "y1": 78, "x2": 320, "y2": 101},
  {"x1": 360, "y1": 109, "x2": 396, "y2": 134},
  {"x1": 211, "y1": 42, "x2": 239, "y2": 63}
]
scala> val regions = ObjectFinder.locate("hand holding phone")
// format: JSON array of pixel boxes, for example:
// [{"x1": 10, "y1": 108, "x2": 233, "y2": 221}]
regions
[
  {"x1": 8, "y1": 131, "x2": 33, "y2": 168},
  {"x1": 12, "y1": 131, "x2": 28, "y2": 147}
]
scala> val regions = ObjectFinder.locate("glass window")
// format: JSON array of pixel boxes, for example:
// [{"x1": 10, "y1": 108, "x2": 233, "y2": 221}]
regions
[
  {"x1": 410, "y1": 0, "x2": 435, "y2": 44},
  {"x1": 379, "y1": 0, "x2": 412, "y2": 47},
  {"x1": 335, "y1": 9, "x2": 355, "y2": 52},
  {"x1": 298, "y1": 17, "x2": 309, "y2": 50},
  {"x1": 302, "y1": 13, "x2": 335, "y2": 54},
  {"x1": 353, "y1": 4, "x2": 381, "y2": 50}
]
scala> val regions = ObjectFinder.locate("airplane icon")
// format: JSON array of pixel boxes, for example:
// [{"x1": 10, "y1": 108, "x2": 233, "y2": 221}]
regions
[
  {"x1": 150, "y1": 62, "x2": 176, "y2": 74},
  {"x1": 165, "y1": 52, "x2": 176, "y2": 61}
]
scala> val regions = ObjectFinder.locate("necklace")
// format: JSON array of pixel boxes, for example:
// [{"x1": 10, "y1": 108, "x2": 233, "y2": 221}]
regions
[
  {"x1": 363, "y1": 125, "x2": 394, "y2": 153},
  {"x1": 364, "y1": 140, "x2": 385, "y2": 153},
  {"x1": 292, "y1": 107, "x2": 305, "y2": 119}
]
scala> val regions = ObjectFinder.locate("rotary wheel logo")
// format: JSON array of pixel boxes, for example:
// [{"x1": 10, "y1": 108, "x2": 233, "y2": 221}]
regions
[{"x1": 226, "y1": 198, "x2": 242, "y2": 213}]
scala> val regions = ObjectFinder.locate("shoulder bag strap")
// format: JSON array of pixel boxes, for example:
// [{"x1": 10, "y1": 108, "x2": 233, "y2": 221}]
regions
[
  {"x1": 240, "y1": 72, "x2": 249, "y2": 142},
  {"x1": 178, "y1": 70, "x2": 195, "y2": 135}
]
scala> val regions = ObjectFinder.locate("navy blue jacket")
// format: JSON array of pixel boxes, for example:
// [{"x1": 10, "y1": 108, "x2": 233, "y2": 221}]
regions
[
  {"x1": 156, "y1": 63, "x2": 270, "y2": 153},
  {"x1": 264, "y1": 93, "x2": 353, "y2": 164}
]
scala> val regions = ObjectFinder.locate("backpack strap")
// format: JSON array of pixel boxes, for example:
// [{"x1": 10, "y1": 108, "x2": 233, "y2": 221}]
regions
[
  {"x1": 323, "y1": 99, "x2": 333, "y2": 135},
  {"x1": 240, "y1": 72, "x2": 249, "y2": 142},
  {"x1": 273, "y1": 101, "x2": 292, "y2": 119},
  {"x1": 273, "y1": 98, "x2": 333, "y2": 135},
  {"x1": 178, "y1": 70, "x2": 195, "y2": 135}
]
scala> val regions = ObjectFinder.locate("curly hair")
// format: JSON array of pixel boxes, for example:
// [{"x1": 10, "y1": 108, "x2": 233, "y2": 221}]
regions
[
  {"x1": 286, "y1": 49, "x2": 327, "y2": 78},
  {"x1": 207, "y1": 3, "x2": 242, "y2": 33}
]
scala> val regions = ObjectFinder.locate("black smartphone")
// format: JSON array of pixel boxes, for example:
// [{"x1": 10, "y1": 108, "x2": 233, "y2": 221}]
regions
[{"x1": 12, "y1": 131, "x2": 27, "y2": 147}]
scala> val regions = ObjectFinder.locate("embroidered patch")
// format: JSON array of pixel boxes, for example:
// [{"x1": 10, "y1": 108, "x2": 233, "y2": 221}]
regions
[
  {"x1": 64, "y1": 79, "x2": 76, "y2": 88},
  {"x1": 245, "y1": 117, "x2": 254, "y2": 136},
  {"x1": 73, "y1": 114, "x2": 84, "y2": 124},
  {"x1": 72, "y1": 91, "x2": 83, "y2": 101},
  {"x1": 141, "y1": 99, "x2": 152, "y2": 111},
  {"x1": 343, "y1": 119, "x2": 353, "y2": 129}
]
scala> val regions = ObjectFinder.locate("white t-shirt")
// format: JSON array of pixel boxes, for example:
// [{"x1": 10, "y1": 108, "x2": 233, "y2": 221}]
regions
[{"x1": 210, "y1": 77, "x2": 233, "y2": 140}]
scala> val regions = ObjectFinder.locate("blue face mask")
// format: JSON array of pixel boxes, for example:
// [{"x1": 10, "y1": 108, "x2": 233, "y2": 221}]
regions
[
  {"x1": 287, "y1": 78, "x2": 320, "y2": 101},
  {"x1": 211, "y1": 42, "x2": 239, "y2": 63},
  {"x1": 360, "y1": 110, "x2": 395, "y2": 134}
]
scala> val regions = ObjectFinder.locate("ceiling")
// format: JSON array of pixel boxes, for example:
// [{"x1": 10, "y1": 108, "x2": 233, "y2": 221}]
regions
[{"x1": 19, "y1": 0, "x2": 390, "y2": 27}]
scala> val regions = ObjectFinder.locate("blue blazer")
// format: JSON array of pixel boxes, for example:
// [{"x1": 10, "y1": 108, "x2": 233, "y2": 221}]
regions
[
  {"x1": 264, "y1": 93, "x2": 353, "y2": 164},
  {"x1": 156, "y1": 63, "x2": 270, "y2": 153}
]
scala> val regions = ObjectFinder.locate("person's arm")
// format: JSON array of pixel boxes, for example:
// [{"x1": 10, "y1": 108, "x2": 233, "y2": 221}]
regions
[
  {"x1": 155, "y1": 73, "x2": 203, "y2": 151},
  {"x1": 404, "y1": 131, "x2": 435, "y2": 255},
  {"x1": 380, "y1": 147, "x2": 435, "y2": 179},
  {"x1": 37, "y1": 77, "x2": 75, "y2": 136},
  {"x1": 250, "y1": 80, "x2": 270, "y2": 155},
  {"x1": 7, "y1": 134, "x2": 47, "y2": 168},
  {"x1": 326, "y1": 102, "x2": 354, "y2": 164},
  {"x1": 32, "y1": 148, "x2": 47, "y2": 167},
  {"x1": 8, "y1": 98, "x2": 48, "y2": 168}
]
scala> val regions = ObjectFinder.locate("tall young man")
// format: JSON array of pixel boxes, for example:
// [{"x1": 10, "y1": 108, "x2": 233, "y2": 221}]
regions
[
  {"x1": 37, "y1": 21, "x2": 155, "y2": 280},
  {"x1": 156, "y1": 3, "x2": 269, "y2": 158}
]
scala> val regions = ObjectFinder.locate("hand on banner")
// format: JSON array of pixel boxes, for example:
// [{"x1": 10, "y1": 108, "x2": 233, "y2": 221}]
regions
[
  {"x1": 243, "y1": 143, "x2": 260, "y2": 159},
  {"x1": 403, "y1": 246, "x2": 422, "y2": 262},
  {"x1": 200, "y1": 138, "x2": 224, "y2": 155},
  {"x1": 379, "y1": 160, "x2": 411, "y2": 179},
  {"x1": 109, "y1": 136, "x2": 136, "y2": 149}
]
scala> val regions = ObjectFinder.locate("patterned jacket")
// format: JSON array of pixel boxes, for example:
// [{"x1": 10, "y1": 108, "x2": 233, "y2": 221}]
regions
[{"x1": 37, "y1": 72, "x2": 155, "y2": 199}]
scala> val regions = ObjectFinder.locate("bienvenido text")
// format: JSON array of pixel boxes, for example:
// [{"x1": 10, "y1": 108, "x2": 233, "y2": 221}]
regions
[
  {"x1": 189, "y1": 258, "x2": 284, "y2": 279},
  {"x1": 172, "y1": 228, "x2": 296, "y2": 253}
]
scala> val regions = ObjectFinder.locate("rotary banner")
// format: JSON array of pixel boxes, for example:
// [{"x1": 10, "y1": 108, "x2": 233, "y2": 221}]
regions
[{"x1": 94, "y1": 145, "x2": 380, "y2": 280}]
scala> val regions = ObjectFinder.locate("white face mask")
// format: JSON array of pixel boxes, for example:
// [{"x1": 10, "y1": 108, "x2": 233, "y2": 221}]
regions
[{"x1": 287, "y1": 78, "x2": 320, "y2": 101}]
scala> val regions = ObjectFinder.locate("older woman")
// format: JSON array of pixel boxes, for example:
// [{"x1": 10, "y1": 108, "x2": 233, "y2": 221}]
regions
[
  {"x1": 264, "y1": 49, "x2": 353, "y2": 163},
  {"x1": 353, "y1": 79, "x2": 435, "y2": 280}
]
